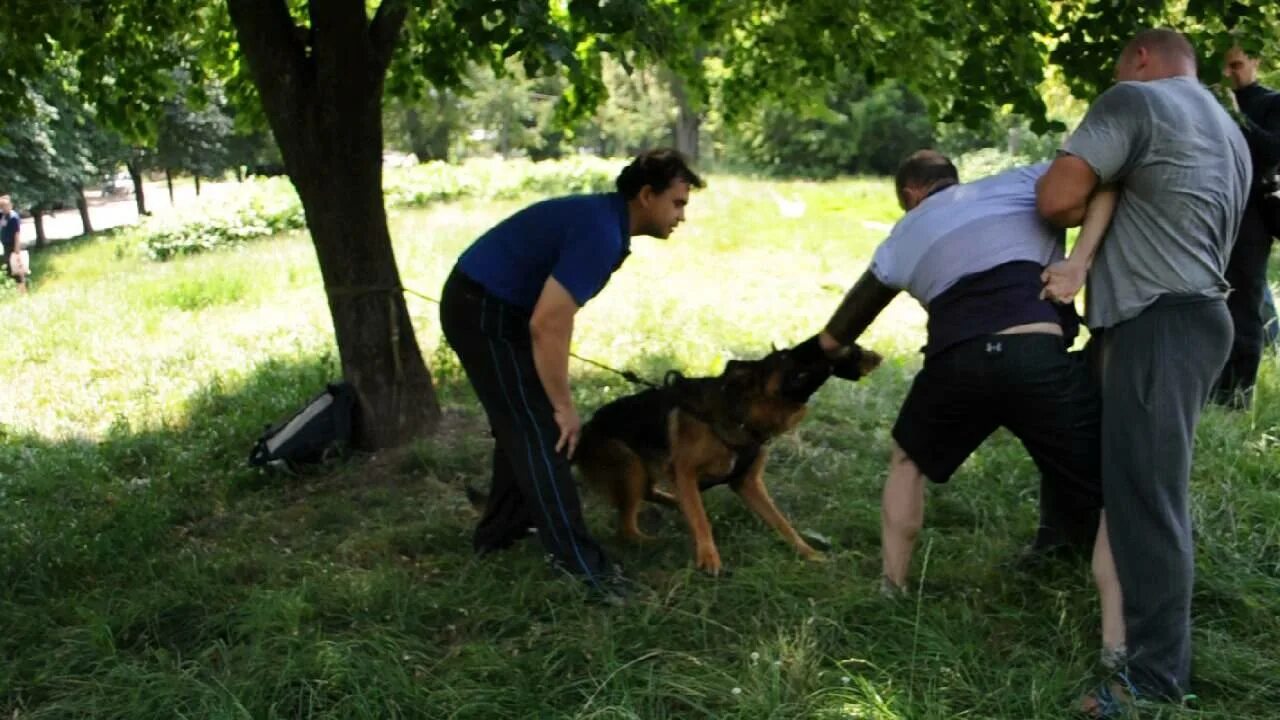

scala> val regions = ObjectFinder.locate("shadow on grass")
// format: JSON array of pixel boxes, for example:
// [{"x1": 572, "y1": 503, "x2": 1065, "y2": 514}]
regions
[
  {"x1": 6, "y1": 344, "x2": 1276, "y2": 719},
  {"x1": 0, "y1": 344, "x2": 746, "y2": 717}
]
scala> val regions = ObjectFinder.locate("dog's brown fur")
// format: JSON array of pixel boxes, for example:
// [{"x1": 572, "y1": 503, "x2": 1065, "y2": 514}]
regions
[{"x1": 575, "y1": 345, "x2": 881, "y2": 574}]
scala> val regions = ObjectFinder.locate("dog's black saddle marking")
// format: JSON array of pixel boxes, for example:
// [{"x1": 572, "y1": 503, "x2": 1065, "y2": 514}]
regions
[{"x1": 581, "y1": 372, "x2": 762, "y2": 490}]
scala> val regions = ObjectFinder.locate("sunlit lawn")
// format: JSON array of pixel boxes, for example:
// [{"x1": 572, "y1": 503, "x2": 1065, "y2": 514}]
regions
[{"x1": 1, "y1": 166, "x2": 1278, "y2": 719}]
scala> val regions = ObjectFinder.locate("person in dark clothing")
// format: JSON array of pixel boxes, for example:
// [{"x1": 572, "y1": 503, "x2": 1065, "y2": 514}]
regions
[
  {"x1": 439, "y1": 149, "x2": 703, "y2": 602},
  {"x1": 1214, "y1": 45, "x2": 1280, "y2": 408},
  {"x1": 0, "y1": 195, "x2": 27, "y2": 294}
]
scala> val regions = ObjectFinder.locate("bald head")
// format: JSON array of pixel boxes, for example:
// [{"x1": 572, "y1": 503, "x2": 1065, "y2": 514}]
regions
[
  {"x1": 894, "y1": 150, "x2": 958, "y2": 210},
  {"x1": 1115, "y1": 28, "x2": 1197, "y2": 82}
]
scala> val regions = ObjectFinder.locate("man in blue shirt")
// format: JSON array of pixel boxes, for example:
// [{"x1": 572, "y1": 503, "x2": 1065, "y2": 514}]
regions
[
  {"x1": 0, "y1": 195, "x2": 26, "y2": 294},
  {"x1": 440, "y1": 149, "x2": 703, "y2": 601}
]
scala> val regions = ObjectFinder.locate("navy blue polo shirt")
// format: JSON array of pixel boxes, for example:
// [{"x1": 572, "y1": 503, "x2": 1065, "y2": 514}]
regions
[
  {"x1": 0, "y1": 211, "x2": 19, "y2": 253},
  {"x1": 457, "y1": 193, "x2": 631, "y2": 309}
]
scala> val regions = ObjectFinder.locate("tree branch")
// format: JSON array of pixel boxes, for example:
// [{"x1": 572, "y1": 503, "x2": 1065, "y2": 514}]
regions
[
  {"x1": 369, "y1": 0, "x2": 411, "y2": 76},
  {"x1": 225, "y1": 0, "x2": 308, "y2": 137}
]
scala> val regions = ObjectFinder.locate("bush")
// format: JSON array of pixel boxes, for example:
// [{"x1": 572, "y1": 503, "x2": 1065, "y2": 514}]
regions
[
  {"x1": 145, "y1": 158, "x2": 617, "y2": 261},
  {"x1": 141, "y1": 191, "x2": 305, "y2": 261},
  {"x1": 382, "y1": 157, "x2": 614, "y2": 207},
  {"x1": 726, "y1": 79, "x2": 936, "y2": 178},
  {"x1": 952, "y1": 148, "x2": 1038, "y2": 182}
]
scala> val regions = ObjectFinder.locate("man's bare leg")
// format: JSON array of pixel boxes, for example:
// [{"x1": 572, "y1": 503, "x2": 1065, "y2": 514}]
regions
[
  {"x1": 882, "y1": 442, "x2": 926, "y2": 591},
  {"x1": 1093, "y1": 512, "x2": 1126, "y2": 665}
]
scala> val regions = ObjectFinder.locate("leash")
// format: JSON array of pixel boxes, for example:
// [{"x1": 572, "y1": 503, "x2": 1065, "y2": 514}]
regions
[{"x1": 329, "y1": 283, "x2": 660, "y2": 389}]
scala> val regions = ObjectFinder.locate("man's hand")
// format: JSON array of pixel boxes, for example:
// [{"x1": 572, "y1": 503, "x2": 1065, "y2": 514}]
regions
[
  {"x1": 1040, "y1": 260, "x2": 1088, "y2": 304},
  {"x1": 553, "y1": 402, "x2": 582, "y2": 458}
]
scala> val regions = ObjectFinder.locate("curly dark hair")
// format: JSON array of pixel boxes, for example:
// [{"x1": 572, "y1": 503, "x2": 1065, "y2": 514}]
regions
[{"x1": 615, "y1": 148, "x2": 705, "y2": 199}]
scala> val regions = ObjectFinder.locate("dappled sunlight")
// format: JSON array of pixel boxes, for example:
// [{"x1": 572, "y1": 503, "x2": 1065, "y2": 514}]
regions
[{"x1": 2, "y1": 170, "x2": 1278, "y2": 720}]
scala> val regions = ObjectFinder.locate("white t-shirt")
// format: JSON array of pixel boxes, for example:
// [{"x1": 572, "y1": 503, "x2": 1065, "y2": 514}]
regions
[{"x1": 869, "y1": 163, "x2": 1065, "y2": 307}]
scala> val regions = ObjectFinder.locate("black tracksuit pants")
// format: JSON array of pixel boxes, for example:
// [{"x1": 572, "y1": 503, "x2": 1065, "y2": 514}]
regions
[{"x1": 440, "y1": 269, "x2": 613, "y2": 585}]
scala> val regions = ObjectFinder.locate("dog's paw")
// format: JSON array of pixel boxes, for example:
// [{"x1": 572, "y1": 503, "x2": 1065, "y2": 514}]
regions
[
  {"x1": 800, "y1": 547, "x2": 828, "y2": 563},
  {"x1": 799, "y1": 529, "x2": 833, "y2": 552},
  {"x1": 695, "y1": 544, "x2": 723, "y2": 576},
  {"x1": 618, "y1": 527, "x2": 656, "y2": 544}
]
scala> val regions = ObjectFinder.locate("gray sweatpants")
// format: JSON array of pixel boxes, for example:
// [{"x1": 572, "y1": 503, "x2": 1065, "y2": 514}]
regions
[{"x1": 1096, "y1": 295, "x2": 1232, "y2": 701}]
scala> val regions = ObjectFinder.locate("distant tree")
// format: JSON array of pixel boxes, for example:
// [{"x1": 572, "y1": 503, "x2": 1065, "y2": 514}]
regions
[
  {"x1": 156, "y1": 72, "x2": 236, "y2": 201},
  {"x1": 5, "y1": 0, "x2": 1274, "y2": 448},
  {"x1": 384, "y1": 89, "x2": 464, "y2": 162}
]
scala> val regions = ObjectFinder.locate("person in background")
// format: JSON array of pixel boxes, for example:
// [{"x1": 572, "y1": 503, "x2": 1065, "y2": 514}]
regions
[
  {"x1": 1214, "y1": 44, "x2": 1280, "y2": 407},
  {"x1": 0, "y1": 195, "x2": 27, "y2": 294}
]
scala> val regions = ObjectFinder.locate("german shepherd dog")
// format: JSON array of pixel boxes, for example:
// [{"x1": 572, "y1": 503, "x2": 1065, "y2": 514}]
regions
[{"x1": 574, "y1": 339, "x2": 882, "y2": 574}]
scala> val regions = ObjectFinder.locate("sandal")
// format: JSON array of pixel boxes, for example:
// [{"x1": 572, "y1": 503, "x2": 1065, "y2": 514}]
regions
[{"x1": 1080, "y1": 671, "x2": 1140, "y2": 719}]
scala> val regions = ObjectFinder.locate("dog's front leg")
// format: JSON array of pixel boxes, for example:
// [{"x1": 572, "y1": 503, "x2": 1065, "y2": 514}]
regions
[
  {"x1": 733, "y1": 449, "x2": 823, "y2": 561},
  {"x1": 672, "y1": 460, "x2": 723, "y2": 575}
]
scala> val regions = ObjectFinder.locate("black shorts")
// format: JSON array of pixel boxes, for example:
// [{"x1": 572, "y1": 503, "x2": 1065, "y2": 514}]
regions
[{"x1": 893, "y1": 333, "x2": 1101, "y2": 499}]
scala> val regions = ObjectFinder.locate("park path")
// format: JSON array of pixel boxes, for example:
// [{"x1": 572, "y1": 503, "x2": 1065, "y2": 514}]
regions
[{"x1": 19, "y1": 177, "x2": 243, "y2": 246}]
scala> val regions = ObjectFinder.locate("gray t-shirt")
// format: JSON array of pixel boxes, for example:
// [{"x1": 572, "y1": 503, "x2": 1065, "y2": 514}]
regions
[
  {"x1": 1063, "y1": 76, "x2": 1251, "y2": 329},
  {"x1": 870, "y1": 163, "x2": 1064, "y2": 305}
]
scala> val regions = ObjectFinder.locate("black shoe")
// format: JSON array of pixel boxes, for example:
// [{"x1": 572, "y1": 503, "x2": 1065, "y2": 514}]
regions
[
  {"x1": 1010, "y1": 541, "x2": 1085, "y2": 575},
  {"x1": 587, "y1": 567, "x2": 641, "y2": 607},
  {"x1": 473, "y1": 525, "x2": 537, "y2": 555}
]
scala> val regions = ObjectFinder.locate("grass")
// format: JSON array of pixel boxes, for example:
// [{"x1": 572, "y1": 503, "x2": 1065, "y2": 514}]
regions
[{"x1": 2, "y1": 168, "x2": 1279, "y2": 719}]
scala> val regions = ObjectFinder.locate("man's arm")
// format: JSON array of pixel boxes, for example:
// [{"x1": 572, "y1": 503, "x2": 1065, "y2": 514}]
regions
[
  {"x1": 529, "y1": 277, "x2": 581, "y2": 457},
  {"x1": 1036, "y1": 154, "x2": 1101, "y2": 228},
  {"x1": 1041, "y1": 184, "x2": 1118, "y2": 303},
  {"x1": 1241, "y1": 90, "x2": 1280, "y2": 175},
  {"x1": 818, "y1": 270, "x2": 900, "y2": 353},
  {"x1": 1039, "y1": 82, "x2": 1144, "y2": 229}
]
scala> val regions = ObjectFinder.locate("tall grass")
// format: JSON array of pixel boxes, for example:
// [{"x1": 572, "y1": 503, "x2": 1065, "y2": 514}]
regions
[{"x1": 1, "y1": 169, "x2": 1278, "y2": 719}]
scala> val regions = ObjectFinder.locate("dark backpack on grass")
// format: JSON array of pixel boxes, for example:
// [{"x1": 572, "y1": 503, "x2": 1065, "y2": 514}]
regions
[{"x1": 249, "y1": 382, "x2": 354, "y2": 471}]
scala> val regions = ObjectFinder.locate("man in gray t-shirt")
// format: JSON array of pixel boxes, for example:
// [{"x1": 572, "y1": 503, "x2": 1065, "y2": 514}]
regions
[
  {"x1": 1037, "y1": 28, "x2": 1248, "y2": 713},
  {"x1": 1063, "y1": 76, "x2": 1248, "y2": 328}
]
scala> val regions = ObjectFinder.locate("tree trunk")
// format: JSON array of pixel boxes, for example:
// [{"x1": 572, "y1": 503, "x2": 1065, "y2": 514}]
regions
[
  {"x1": 194, "y1": 174, "x2": 202, "y2": 196},
  {"x1": 32, "y1": 210, "x2": 47, "y2": 248},
  {"x1": 669, "y1": 71, "x2": 701, "y2": 161},
  {"x1": 166, "y1": 168, "x2": 175, "y2": 205},
  {"x1": 76, "y1": 186, "x2": 93, "y2": 235},
  {"x1": 234, "y1": 165, "x2": 243, "y2": 182},
  {"x1": 126, "y1": 159, "x2": 149, "y2": 216},
  {"x1": 228, "y1": 0, "x2": 439, "y2": 449}
]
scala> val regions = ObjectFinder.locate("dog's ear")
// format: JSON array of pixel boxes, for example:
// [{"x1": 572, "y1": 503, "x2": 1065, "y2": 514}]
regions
[
  {"x1": 723, "y1": 359, "x2": 761, "y2": 389},
  {"x1": 724, "y1": 359, "x2": 751, "y2": 378}
]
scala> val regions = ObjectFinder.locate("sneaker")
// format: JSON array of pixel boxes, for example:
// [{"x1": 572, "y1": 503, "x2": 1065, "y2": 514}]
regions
[{"x1": 587, "y1": 569, "x2": 639, "y2": 608}]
